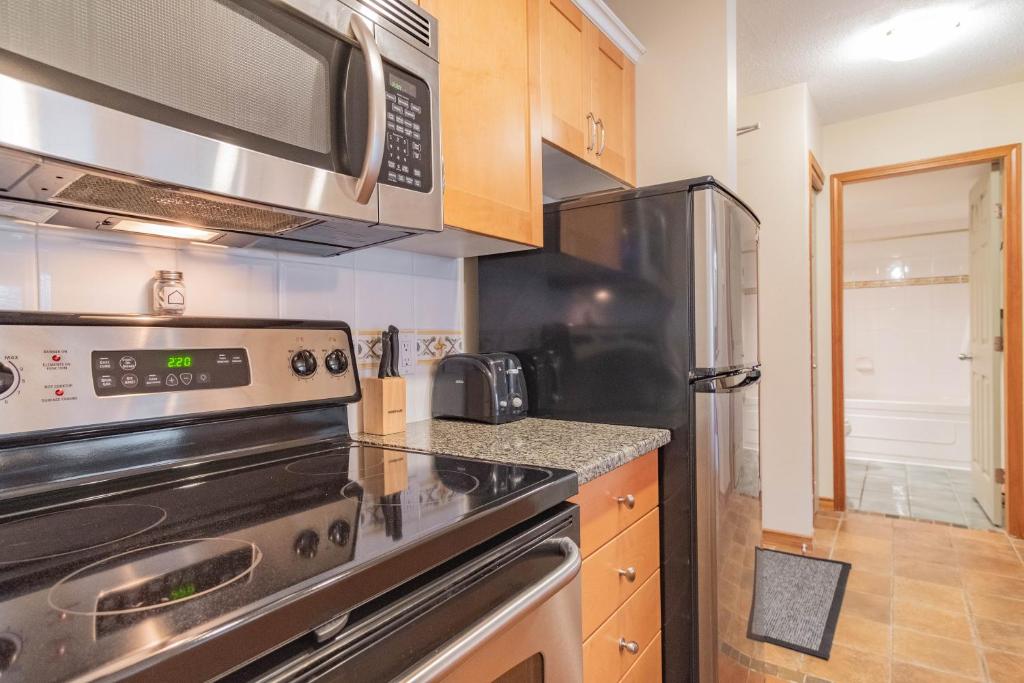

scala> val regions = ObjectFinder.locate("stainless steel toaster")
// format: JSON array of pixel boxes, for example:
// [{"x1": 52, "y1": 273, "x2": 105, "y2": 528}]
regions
[{"x1": 431, "y1": 353, "x2": 529, "y2": 424}]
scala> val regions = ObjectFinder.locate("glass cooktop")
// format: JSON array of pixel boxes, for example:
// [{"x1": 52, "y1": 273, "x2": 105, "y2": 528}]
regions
[{"x1": 0, "y1": 444, "x2": 559, "y2": 681}]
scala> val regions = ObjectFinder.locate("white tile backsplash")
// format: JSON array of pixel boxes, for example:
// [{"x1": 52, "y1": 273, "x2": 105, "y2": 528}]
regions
[
  {"x1": 0, "y1": 218, "x2": 464, "y2": 427},
  {"x1": 176, "y1": 245, "x2": 279, "y2": 318},
  {"x1": 354, "y1": 268, "x2": 416, "y2": 331},
  {"x1": 0, "y1": 222, "x2": 37, "y2": 309},
  {"x1": 278, "y1": 260, "x2": 356, "y2": 322},
  {"x1": 37, "y1": 229, "x2": 178, "y2": 313}
]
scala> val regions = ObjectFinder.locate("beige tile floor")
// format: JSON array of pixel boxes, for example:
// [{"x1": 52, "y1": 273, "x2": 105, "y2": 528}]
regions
[{"x1": 725, "y1": 510, "x2": 1024, "y2": 683}]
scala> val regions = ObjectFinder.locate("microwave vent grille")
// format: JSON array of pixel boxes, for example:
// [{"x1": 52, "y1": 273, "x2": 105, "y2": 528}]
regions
[
  {"x1": 52, "y1": 174, "x2": 313, "y2": 235},
  {"x1": 363, "y1": 0, "x2": 431, "y2": 48}
]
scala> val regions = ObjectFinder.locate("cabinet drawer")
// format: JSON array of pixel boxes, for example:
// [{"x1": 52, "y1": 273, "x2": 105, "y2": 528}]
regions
[
  {"x1": 573, "y1": 450, "x2": 658, "y2": 557},
  {"x1": 582, "y1": 569, "x2": 661, "y2": 683},
  {"x1": 621, "y1": 631, "x2": 662, "y2": 683},
  {"x1": 581, "y1": 507, "x2": 660, "y2": 638}
]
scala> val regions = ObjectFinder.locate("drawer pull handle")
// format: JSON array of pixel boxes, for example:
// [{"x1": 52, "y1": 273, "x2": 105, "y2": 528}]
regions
[
  {"x1": 618, "y1": 566, "x2": 637, "y2": 582},
  {"x1": 616, "y1": 494, "x2": 636, "y2": 509},
  {"x1": 618, "y1": 638, "x2": 640, "y2": 654}
]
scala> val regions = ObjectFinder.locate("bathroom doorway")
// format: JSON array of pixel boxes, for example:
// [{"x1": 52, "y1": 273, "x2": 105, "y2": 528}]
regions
[{"x1": 830, "y1": 145, "x2": 1023, "y2": 534}]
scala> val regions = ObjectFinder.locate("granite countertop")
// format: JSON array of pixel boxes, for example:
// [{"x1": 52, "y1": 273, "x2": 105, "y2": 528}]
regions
[{"x1": 354, "y1": 418, "x2": 671, "y2": 485}]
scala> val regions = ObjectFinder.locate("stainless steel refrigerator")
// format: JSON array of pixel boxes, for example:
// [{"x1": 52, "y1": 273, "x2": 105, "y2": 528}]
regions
[{"x1": 477, "y1": 177, "x2": 761, "y2": 682}]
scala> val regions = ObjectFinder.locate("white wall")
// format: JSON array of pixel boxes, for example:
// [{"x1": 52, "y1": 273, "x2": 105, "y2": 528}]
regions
[
  {"x1": 605, "y1": 0, "x2": 737, "y2": 186},
  {"x1": 738, "y1": 83, "x2": 819, "y2": 538},
  {"x1": 0, "y1": 218, "x2": 466, "y2": 428},
  {"x1": 816, "y1": 80, "x2": 1024, "y2": 497},
  {"x1": 844, "y1": 233, "x2": 970, "y2": 404}
]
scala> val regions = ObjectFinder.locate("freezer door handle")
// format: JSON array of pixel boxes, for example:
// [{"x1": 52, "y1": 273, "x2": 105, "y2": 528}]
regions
[{"x1": 693, "y1": 367, "x2": 761, "y2": 393}]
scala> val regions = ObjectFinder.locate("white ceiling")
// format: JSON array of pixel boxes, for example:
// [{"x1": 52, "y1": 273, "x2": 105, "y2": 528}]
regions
[
  {"x1": 844, "y1": 162, "x2": 991, "y2": 240},
  {"x1": 738, "y1": 0, "x2": 1024, "y2": 124}
]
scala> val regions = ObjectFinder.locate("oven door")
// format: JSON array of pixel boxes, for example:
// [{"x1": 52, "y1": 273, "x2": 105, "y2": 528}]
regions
[
  {"x1": 242, "y1": 507, "x2": 582, "y2": 683},
  {"x1": 0, "y1": 0, "x2": 441, "y2": 234}
]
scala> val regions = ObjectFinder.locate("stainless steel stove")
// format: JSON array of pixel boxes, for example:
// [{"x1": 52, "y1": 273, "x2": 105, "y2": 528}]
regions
[{"x1": 0, "y1": 313, "x2": 581, "y2": 682}]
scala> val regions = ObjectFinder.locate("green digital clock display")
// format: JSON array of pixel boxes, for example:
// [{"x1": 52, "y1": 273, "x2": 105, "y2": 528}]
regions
[{"x1": 167, "y1": 355, "x2": 193, "y2": 369}]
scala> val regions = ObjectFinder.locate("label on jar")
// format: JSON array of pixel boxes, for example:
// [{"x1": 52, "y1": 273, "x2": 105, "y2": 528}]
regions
[{"x1": 154, "y1": 283, "x2": 186, "y2": 315}]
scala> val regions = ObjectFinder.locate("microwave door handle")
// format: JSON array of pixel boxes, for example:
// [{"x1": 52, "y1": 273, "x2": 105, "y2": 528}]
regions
[
  {"x1": 398, "y1": 538, "x2": 581, "y2": 683},
  {"x1": 351, "y1": 14, "x2": 386, "y2": 205}
]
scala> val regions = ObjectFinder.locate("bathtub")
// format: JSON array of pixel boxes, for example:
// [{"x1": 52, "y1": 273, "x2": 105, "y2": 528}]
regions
[{"x1": 844, "y1": 398, "x2": 970, "y2": 470}]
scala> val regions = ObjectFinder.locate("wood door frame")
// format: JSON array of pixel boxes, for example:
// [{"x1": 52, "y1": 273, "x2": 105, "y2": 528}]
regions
[
  {"x1": 830, "y1": 144, "x2": 1024, "y2": 537},
  {"x1": 809, "y1": 152, "x2": 824, "y2": 509}
]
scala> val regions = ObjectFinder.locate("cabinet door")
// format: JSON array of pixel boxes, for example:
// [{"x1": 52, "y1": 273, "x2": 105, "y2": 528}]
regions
[
  {"x1": 420, "y1": 0, "x2": 543, "y2": 246},
  {"x1": 587, "y1": 25, "x2": 636, "y2": 185},
  {"x1": 539, "y1": 0, "x2": 590, "y2": 158}
]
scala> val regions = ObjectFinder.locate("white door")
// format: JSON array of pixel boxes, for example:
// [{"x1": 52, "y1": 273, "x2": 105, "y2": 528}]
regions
[{"x1": 968, "y1": 168, "x2": 1004, "y2": 525}]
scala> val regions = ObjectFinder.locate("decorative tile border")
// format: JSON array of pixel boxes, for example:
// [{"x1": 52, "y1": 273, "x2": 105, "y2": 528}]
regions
[
  {"x1": 844, "y1": 274, "x2": 968, "y2": 289},
  {"x1": 415, "y1": 330, "x2": 464, "y2": 364},
  {"x1": 355, "y1": 329, "x2": 464, "y2": 374}
]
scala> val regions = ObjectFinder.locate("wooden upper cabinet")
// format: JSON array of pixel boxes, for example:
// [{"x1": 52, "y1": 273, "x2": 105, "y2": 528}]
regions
[
  {"x1": 588, "y1": 27, "x2": 635, "y2": 185},
  {"x1": 538, "y1": 3, "x2": 636, "y2": 186},
  {"x1": 419, "y1": 0, "x2": 543, "y2": 247},
  {"x1": 539, "y1": 0, "x2": 589, "y2": 158}
]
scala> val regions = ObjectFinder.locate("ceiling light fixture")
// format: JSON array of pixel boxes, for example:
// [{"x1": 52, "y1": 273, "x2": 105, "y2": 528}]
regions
[
  {"x1": 848, "y1": 6, "x2": 965, "y2": 62},
  {"x1": 110, "y1": 219, "x2": 222, "y2": 242}
]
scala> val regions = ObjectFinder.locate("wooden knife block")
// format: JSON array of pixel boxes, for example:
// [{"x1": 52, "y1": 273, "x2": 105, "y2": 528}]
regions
[{"x1": 361, "y1": 377, "x2": 407, "y2": 435}]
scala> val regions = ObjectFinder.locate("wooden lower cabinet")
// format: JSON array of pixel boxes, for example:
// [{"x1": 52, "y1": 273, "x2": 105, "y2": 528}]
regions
[
  {"x1": 582, "y1": 570, "x2": 661, "y2": 683},
  {"x1": 573, "y1": 450, "x2": 662, "y2": 683},
  {"x1": 581, "y1": 507, "x2": 659, "y2": 637},
  {"x1": 621, "y1": 632, "x2": 662, "y2": 683},
  {"x1": 573, "y1": 450, "x2": 659, "y2": 556}
]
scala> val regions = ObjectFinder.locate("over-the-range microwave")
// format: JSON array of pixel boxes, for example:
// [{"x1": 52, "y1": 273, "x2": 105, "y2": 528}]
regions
[{"x1": 0, "y1": 0, "x2": 441, "y2": 256}]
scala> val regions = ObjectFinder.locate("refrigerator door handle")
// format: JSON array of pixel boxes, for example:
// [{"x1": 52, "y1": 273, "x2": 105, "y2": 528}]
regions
[{"x1": 693, "y1": 367, "x2": 761, "y2": 393}]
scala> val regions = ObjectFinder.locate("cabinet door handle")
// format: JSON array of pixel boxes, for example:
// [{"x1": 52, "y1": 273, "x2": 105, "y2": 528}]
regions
[
  {"x1": 586, "y1": 113, "x2": 596, "y2": 152},
  {"x1": 618, "y1": 638, "x2": 640, "y2": 654},
  {"x1": 618, "y1": 566, "x2": 637, "y2": 582},
  {"x1": 596, "y1": 118, "x2": 606, "y2": 157},
  {"x1": 616, "y1": 494, "x2": 635, "y2": 509}
]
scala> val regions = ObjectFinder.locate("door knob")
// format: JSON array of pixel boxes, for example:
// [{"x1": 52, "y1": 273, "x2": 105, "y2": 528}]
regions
[
  {"x1": 958, "y1": 353, "x2": 973, "y2": 361},
  {"x1": 618, "y1": 638, "x2": 640, "y2": 654},
  {"x1": 616, "y1": 494, "x2": 636, "y2": 509},
  {"x1": 617, "y1": 566, "x2": 637, "y2": 582}
]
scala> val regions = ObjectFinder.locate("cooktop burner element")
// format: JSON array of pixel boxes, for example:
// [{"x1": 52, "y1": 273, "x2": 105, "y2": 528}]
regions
[
  {"x1": 0, "y1": 504, "x2": 167, "y2": 566},
  {"x1": 284, "y1": 453, "x2": 351, "y2": 476}
]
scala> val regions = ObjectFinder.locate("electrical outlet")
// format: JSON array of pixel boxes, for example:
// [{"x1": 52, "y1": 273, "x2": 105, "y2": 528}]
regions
[{"x1": 397, "y1": 332, "x2": 416, "y2": 376}]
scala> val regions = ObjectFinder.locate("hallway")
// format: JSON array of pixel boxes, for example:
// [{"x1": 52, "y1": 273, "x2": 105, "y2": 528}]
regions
[{"x1": 720, "y1": 511, "x2": 1024, "y2": 682}]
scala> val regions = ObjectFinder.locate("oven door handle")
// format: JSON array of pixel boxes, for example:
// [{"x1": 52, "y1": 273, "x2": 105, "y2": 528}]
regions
[
  {"x1": 350, "y1": 13, "x2": 386, "y2": 205},
  {"x1": 398, "y1": 538, "x2": 581, "y2": 683}
]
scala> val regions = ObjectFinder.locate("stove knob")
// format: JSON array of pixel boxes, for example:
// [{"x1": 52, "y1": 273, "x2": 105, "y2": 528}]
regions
[
  {"x1": 328, "y1": 520, "x2": 351, "y2": 547},
  {"x1": 294, "y1": 530, "x2": 320, "y2": 559},
  {"x1": 290, "y1": 350, "x2": 318, "y2": 378},
  {"x1": 0, "y1": 361, "x2": 18, "y2": 398},
  {"x1": 324, "y1": 349, "x2": 349, "y2": 375}
]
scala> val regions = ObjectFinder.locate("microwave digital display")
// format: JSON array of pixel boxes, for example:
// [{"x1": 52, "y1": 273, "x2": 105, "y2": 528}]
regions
[{"x1": 388, "y1": 73, "x2": 418, "y2": 98}]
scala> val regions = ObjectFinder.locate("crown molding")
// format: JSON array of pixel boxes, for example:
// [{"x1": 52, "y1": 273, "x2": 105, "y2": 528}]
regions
[{"x1": 572, "y1": 0, "x2": 646, "y2": 62}]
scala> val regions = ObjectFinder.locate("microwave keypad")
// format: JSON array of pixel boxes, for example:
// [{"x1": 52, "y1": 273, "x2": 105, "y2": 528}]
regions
[{"x1": 382, "y1": 66, "x2": 432, "y2": 193}]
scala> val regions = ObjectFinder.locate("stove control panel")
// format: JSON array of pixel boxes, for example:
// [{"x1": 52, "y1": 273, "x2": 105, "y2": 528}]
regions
[
  {"x1": 92, "y1": 349, "x2": 251, "y2": 396},
  {"x1": 0, "y1": 316, "x2": 360, "y2": 439}
]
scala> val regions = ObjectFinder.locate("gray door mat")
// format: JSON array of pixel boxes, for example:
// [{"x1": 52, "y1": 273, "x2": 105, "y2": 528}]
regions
[{"x1": 746, "y1": 547, "x2": 851, "y2": 659}]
